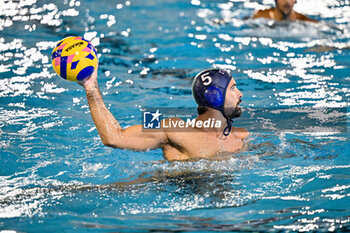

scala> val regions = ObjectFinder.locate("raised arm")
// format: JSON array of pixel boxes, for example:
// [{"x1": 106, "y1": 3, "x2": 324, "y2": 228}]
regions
[{"x1": 80, "y1": 66, "x2": 168, "y2": 151}]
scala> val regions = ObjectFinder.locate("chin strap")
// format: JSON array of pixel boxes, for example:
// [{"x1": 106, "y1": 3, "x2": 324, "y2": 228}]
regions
[
  {"x1": 223, "y1": 118, "x2": 232, "y2": 136},
  {"x1": 219, "y1": 108, "x2": 232, "y2": 136}
]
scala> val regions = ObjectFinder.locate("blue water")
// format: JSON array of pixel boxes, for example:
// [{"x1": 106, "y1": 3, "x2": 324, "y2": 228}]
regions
[{"x1": 0, "y1": 0, "x2": 349, "y2": 232}]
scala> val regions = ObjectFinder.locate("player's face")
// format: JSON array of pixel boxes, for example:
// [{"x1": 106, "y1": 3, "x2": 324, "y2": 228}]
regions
[
  {"x1": 276, "y1": 0, "x2": 296, "y2": 15},
  {"x1": 224, "y1": 79, "x2": 243, "y2": 119}
]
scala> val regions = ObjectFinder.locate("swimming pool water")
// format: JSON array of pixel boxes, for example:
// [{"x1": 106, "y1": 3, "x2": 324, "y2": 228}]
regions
[{"x1": 0, "y1": 0, "x2": 349, "y2": 232}]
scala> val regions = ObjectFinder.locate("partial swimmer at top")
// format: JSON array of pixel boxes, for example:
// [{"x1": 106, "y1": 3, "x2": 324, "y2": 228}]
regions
[{"x1": 252, "y1": 0, "x2": 318, "y2": 23}]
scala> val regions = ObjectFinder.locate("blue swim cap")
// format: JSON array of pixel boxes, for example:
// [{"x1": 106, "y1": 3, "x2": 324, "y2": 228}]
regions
[{"x1": 192, "y1": 69, "x2": 233, "y2": 136}]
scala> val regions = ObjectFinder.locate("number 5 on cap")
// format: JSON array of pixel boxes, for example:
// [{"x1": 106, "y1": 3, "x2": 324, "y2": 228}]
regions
[{"x1": 201, "y1": 72, "x2": 212, "y2": 85}]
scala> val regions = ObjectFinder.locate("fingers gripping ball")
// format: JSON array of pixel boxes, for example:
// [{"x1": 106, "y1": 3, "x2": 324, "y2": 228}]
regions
[{"x1": 51, "y1": 36, "x2": 98, "y2": 82}]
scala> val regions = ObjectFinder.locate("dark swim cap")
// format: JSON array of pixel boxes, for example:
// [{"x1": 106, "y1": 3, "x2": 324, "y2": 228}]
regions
[{"x1": 192, "y1": 69, "x2": 233, "y2": 136}]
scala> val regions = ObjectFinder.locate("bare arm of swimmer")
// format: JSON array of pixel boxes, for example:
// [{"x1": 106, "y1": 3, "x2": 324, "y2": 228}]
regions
[{"x1": 79, "y1": 66, "x2": 168, "y2": 151}]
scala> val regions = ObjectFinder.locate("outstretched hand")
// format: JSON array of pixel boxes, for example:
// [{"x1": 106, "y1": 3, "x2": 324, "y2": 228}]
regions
[{"x1": 78, "y1": 64, "x2": 99, "y2": 90}]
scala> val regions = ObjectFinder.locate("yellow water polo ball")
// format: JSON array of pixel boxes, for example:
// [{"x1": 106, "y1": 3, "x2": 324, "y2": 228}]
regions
[{"x1": 51, "y1": 36, "x2": 98, "y2": 81}]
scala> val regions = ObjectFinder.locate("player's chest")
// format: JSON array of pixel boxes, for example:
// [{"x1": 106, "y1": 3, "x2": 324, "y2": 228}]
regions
[{"x1": 184, "y1": 134, "x2": 244, "y2": 157}]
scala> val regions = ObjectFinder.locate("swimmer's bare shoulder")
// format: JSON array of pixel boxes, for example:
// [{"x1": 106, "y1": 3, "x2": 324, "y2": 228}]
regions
[
  {"x1": 295, "y1": 12, "x2": 318, "y2": 23},
  {"x1": 233, "y1": 127, "x2": 249, "y2": 139},
  {"x1": 160, "y1": 117, "x2": 188, "y2": 140},
  {"x1": 252, "y1": 8, "x2": 274, "y2": 20}
]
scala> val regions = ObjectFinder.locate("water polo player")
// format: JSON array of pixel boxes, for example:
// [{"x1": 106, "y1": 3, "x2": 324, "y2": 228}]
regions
[
  {"x1": 252, "y1": 0, "x2": 318, "y2": 23},
  {"x1": 79, "y1": 67, "x2": 248, "y2": 161}
]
